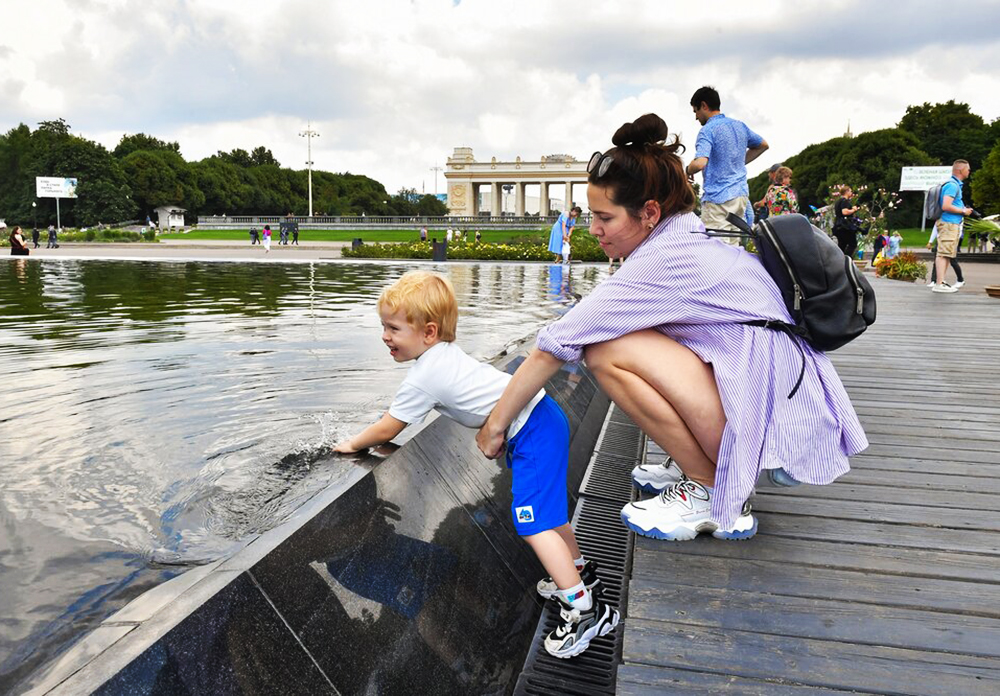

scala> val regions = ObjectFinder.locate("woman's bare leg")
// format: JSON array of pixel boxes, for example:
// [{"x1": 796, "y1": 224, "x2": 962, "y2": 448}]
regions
[{"x1": 585, "y1": 330, "x2": 726, "y2": 487}]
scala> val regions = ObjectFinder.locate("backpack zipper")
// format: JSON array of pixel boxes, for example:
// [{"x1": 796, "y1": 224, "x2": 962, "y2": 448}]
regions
[
  {"x1": 761, "y1": 220, "x2": 804, "y2": 311},
  {"x1": 847, "y1": 260, "x2": 864, "y2": 314}
]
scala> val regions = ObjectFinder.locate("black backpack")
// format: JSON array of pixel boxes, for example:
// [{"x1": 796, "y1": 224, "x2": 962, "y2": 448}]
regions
[{"x1": 704, "y1": 213, "x2": 877, "y2": 396}]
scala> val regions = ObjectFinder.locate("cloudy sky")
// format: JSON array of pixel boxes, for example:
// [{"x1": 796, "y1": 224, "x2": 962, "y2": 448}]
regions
[{"x1": 2, "y1": 0, "x2": 1000, "y2": 196}]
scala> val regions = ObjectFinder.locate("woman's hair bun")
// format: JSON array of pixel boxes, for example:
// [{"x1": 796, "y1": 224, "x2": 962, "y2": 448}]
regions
[{"x1": 612, "y1": 113, "x2": 669, "y2": 148}]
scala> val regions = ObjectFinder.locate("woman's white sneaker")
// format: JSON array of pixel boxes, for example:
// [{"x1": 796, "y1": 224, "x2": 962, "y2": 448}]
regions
[
  {"x1": 620, "y1": 478, "x2": 757, "y2": 541},
  {"x1": 630, "y1": 457, "x2": 683, "y2": 493}
]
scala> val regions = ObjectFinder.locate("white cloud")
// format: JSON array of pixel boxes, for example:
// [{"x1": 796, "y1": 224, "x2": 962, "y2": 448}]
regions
[{"x1": 2, "y1": 0, "x2": 1000, "y2": 196}]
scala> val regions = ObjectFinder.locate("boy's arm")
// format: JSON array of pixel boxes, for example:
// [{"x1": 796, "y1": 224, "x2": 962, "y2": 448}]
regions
[{"x1": 334, "y1": 412, "x2": 407, "y2": 453}]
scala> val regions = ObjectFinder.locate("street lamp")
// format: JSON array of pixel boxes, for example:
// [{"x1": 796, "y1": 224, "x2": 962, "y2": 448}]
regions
[
  {"x1": 32, "y1": 201, "x2": 37, "y2": 230},
  {"x1": 299, "y1": 121, "x2": 320, "y2": 217},
  {"x1": 430, "y1": 166, "x2": 443, "y2": 196}
]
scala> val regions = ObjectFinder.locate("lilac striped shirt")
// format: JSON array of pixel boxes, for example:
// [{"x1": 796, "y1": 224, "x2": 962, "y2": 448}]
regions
[{"x1": 536, "y1": 212, "x2": 868, "y2": 527}]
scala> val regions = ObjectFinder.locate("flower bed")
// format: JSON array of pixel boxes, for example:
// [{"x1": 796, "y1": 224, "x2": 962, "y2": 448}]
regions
[
  {"x1": 875, "y1": 251, "x2": 927, "y2": 282},
  {"x1": 342, "y1": 227, "x2": 610, "y2": 262}
]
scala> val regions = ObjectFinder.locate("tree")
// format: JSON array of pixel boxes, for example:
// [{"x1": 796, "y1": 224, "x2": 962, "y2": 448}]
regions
[
  {"x1": 215, "y1": 148, "x2": 254, "y2": 168},
  {"x1": 971, "y1": 139, "x2": 1000, "y2": 215},
  {"x1": 416, "y1": 194, "x2": 448, "y2": 216},
  {"x1": 249, "y1": 146, "x2": 279, "y2": 167},
  {"x1": 113, "y1": 133, "x2": 181, "y2": 159},
  {"x1": 122, "y1": 149, "x2": 203, "y2": 217},
  {"x1": 898, "y1": 101, "x2": 994, "y2": 171}
]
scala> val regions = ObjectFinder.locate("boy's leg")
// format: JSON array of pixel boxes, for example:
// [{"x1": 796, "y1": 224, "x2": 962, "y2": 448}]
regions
[{"x1": 524, "y1": 529, "x2": 580, "y2": 591}]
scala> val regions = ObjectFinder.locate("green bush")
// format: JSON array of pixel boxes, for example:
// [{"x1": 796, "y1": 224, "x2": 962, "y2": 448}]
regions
[
  {"x1": 341, "y1": 226, "x2": 610, "y2": 262},
  {"x1": 875, "y1": 251, "x2": 927, "y2": 281},
  {"x1": 55, "y1": 228, "x2": 150, "y2": 243},
  {"x1": 85, "y1": 229, "x2": 97, "y2": 241}
]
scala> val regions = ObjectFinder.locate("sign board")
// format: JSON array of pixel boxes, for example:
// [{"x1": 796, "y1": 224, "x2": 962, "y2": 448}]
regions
[
  {"x1": 899, "y1": 166, "x2": 952, "y2": 192},
  {"x1": 36, "y1": 177, "x2": 78, "y2": 198}
]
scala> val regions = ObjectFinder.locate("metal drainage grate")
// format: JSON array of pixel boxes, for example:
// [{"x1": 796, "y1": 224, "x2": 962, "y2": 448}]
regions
[{"x1": 514, "y1": 406, "x2": 645, "y2": 696}]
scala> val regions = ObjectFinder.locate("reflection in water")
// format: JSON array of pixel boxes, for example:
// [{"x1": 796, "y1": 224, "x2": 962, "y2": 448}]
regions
[{"x1": 0, "y1": 258, "x2": 604, "y2": 691}]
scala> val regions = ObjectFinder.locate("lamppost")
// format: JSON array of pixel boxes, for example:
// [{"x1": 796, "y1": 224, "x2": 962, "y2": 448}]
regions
[
  {"x1": 32, "y1": 201, "x2": 37, "y2": 230},
  {"x1": 502, "y1": 184, "x2": 513, "y2": 217},
  {"x1": 299, "y1": 121, "x2": 320, "y2": 217},
  {"x1": 430, "y1": 166, "x2": 443, "y2": 196}
]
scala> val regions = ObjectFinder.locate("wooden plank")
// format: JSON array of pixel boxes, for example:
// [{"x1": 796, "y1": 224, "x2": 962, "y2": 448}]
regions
[
  {"x1": 628, "y1": 553, "x2": 1000, "y2": 617},
  {"x1": 636, "y1": 534, "x2": 1000, "y2": 583},
  {"x1": 753, "y1": 483, "x2": 1000, "y2": 511},
  {"x1": 752, "y1": 495, "x2": 1000, "y2": 532},
  {"x1": 623, "y1": 620, "x2": 1000, "y2": 696},
  {"x1": 616, "y1": 664, "x2": 866, "y2": 695},
  {"x1": 627, "y1": 581, "x2": 1000, "y2": 657},
  {"x1": 848, "y1": 455, "x2": 999, "y2": 478},
  {"x1": 832, "y1": 468, "x2": 1000, "y2": 493},
  {"x1": 752, "y1": 511, "x2": 1000, "y2": 555},
  {"x1": 854, "y1": 443, "x2": 999, "y2": 464}
]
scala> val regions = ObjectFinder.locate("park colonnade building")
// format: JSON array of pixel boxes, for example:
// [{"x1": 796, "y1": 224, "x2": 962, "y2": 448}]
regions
[{"x1": 444, "y1": 147, "x2": 589, "y2": 218}]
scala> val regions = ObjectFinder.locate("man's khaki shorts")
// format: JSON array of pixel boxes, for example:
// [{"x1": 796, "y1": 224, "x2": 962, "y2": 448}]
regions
[
  {"x1": 935, "y1": 220, "x2": 961, "y2": 259},
  {"x1": 701, "y1": 197, "x2": 749, "y2": 245}
]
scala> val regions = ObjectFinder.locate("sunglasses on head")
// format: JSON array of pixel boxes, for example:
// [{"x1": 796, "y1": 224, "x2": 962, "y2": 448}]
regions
[{"x1": 587, "y1": 149, "x2": 640, "y2": 180}]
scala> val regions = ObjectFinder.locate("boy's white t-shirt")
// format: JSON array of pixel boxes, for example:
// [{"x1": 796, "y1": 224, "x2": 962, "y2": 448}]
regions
[{"x1": 388, "y1": 341, "x2": 546, "y2": 438}]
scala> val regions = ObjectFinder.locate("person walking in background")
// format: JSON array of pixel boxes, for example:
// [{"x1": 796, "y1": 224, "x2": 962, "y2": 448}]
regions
[
  {"x1": 753, "y1": 163, "x2": 783, "y2": 222},
  {"x1": 292, "y1": 225, "x2": 299, "y2": 245},
  {"x1": 832, "y1": 186, "x2": 859, "y2": 258},
  {"x1": 927, "y1": 222, "x2": 965, "y2": 289},
  {"x1": 762, "y1": 166, "x2": 798, "y2": 218},
  {"x1": 250, "y1": 226, "x2": 259, "y2": 245},
  {"x1": 685, "y1": 86, "x2": 769, "y2": 242},
  {"x1": 548, "y1": 207, "x2": 582, "y2": 262},
  {"x1": 46, "y1": 224, "x2": 58, "y2": 248},
  {"x1": 931, "y1": 160, "x2": 974, "y2": 294},
  {"x1": 420, "y1": 226, "x2": 428, "y2": 242},
  {"x1": 262, "y1": 224, "x2": 271, "y2": 253},
  {"x1": 31, "y1": 227, "x2": 40, "y2": 249}
]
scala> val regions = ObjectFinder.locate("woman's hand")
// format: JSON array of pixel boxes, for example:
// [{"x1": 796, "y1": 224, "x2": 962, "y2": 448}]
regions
[{"x1": 476, "y1": 421, "x2": 506, "y2": 460}]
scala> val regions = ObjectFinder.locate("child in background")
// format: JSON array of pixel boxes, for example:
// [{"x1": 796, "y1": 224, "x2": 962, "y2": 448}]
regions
[
  {"x1": 334, "y1": 271, "x2": 619, "y2": 658},
  {"x1": 887, "y1": 230, "x2": 902, "y2": 259}
]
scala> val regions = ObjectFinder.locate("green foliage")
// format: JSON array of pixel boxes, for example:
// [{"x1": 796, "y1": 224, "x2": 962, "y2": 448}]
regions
[
  {"x1": 113, "y1": 133, "x2": 181, "y2": 159},
  {"x1": 875, "y1": 251, "x2": 926, "y2": 282},
  {"x1": 341, "y1": 227, "x2": 608, "y2": 262},
  {"x1": 971, "y1": 139, "x2": 1000, "y2": 215},
  {"x1": 55, "y1": 228, "x2": 150, "y2": 243},
  {"x1": 964, "y1": 216, "x2": 1000, "y2": 242},
  {"x1": 0, "y1": 120, "x2": 136, "y2": 227},
  {"x1": 898, "y1": 101, "x2": 995, "y2": 171}
]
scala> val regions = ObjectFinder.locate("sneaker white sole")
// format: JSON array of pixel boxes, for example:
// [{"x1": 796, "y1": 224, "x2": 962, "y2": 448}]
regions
[
  {"x1": 544, "y1": 608, "x2": 620, "y2": 659},
  {"x1": 620, "y1": 511, "x2": 758, "y2": 541}
]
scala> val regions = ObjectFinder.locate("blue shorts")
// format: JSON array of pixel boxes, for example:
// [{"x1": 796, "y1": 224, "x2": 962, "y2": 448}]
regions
[{"x1": 505, "y1": 395, "x2": 570, "y2": 536}]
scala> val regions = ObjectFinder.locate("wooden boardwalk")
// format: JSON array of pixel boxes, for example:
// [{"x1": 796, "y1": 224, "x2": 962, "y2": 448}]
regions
[{"x1": 617, "y1": 275, "x2": 1000, "y2": 695}]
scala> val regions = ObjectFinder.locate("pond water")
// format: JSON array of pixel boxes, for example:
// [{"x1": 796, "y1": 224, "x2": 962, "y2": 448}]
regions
[{"x1": 0, "y1": 258, "x2": 604, "y2": 691}]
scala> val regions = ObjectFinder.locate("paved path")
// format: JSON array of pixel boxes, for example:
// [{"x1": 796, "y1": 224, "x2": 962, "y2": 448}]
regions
[
  {"x1": 15, "y1": 239, "x2": 351, "y2": 261},
  {"x1": 617, "y1": 274, "x2": 1000, "y2": 695}
]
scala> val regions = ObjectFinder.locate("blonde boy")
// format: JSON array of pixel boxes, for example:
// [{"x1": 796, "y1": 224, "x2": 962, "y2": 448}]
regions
[{"x1": 334, "y1": 271, "x2": 619, "y2": 659}]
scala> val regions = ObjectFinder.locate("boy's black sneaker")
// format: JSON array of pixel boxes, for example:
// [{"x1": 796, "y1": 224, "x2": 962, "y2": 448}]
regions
[
  {"x1": 543, "y1": 595, "x2": 620, "y2": 659},
  {"x1": 535, "y1": 559, "x2": 601, "y2": 599}
]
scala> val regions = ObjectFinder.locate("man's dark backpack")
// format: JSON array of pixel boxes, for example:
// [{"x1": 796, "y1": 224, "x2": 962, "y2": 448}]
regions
[{"x1": 705, "y1": 213, "x2": 877, "y2": 396}]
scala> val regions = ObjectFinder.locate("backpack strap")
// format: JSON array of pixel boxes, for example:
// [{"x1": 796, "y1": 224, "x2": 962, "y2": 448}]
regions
[{"x1": 742, "y1": 319, "x2": 807, "y2": 399}]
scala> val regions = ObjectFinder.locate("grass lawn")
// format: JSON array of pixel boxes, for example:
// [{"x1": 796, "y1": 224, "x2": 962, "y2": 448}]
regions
[{"x1": 175, "y1": 228, "x2": 553, "y2": 243}]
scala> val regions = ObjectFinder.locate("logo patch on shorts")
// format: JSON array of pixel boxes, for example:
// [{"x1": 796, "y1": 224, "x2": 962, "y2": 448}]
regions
[{"x1": 516, "y1": 506, "x2": 535, "y2": 523}]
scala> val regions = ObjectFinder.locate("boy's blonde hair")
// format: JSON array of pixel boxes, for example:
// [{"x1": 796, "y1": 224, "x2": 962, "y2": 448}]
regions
[{"x1": 378, "y1": 271, "x2": 458, "y2": 341}]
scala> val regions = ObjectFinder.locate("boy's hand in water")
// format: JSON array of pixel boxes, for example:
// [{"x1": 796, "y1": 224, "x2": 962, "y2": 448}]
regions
[{"x1": 333, "y1": 440, "x2": 361, "y2": 454}]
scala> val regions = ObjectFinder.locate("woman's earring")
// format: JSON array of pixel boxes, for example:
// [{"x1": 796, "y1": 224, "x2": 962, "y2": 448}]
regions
[{"x1": 647, "y1": 223, "x2": 654, "y2": 229}]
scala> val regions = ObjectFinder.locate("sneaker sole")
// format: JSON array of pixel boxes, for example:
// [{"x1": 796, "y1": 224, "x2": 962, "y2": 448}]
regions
[
  {"x1": 631, "y1": 479, "x2": 673, "y2": 494},
  {"x1": 545, "y1": 609, "x2": 620, "y2": 659},
  {"x1": 620, "y1": 512, "x2": 758, "y2": 541}
]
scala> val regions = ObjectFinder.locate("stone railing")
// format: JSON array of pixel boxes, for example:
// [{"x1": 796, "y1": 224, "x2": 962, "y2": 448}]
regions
[{"x1": 196, "y1": 214, "x2": 591, "y2": 229}]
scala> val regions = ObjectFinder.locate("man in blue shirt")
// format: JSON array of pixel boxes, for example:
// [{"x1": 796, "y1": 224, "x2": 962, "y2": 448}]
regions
[
  {"x1": 685, "y1": 86, "x2": 769, "y2": 244},
  {"x1": 931, "y1": 159, "x2": 973, "y2": 294}
]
